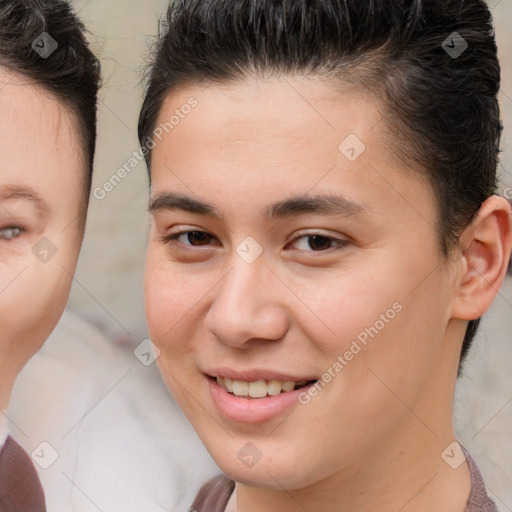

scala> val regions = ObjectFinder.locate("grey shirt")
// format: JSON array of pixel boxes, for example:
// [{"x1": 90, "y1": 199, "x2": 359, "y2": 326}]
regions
[{"x1": 0, "y1": 436, "x2": 46, "y2": 512}]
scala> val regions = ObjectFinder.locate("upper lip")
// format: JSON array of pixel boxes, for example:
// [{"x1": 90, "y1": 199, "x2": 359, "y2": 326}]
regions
[{"x1": 205, "y1": 368, "x2": 317, "y2": 382}]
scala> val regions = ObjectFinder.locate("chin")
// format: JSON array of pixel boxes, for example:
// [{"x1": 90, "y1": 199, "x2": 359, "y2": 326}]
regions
[{"x1": 205, "y1": 438, "x2": 315, "y2": 490}]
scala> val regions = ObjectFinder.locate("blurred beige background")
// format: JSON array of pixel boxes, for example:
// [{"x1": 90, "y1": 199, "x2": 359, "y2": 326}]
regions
[
  {"x1": 67, "y1": 0, "x2": 168, "y2": 343},
  {"x1": 38, "y1": 0, "x2": 512, "y2": 509}
]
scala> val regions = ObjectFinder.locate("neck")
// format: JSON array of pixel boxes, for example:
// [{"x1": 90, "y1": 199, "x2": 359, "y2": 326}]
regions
[
  {"x1": 0, "y1": 354, "x2": 25, "y2": 444},
  {"x1": 0, "y1": 364, "x2": 19, "y2": 412},
  {"x1": 0, "y1": 340, "x2": 34, "y2": 412}
]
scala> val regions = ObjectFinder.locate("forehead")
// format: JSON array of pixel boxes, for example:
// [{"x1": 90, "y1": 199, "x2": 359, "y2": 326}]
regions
[
  {"x1": 0, "y1": 69, "x2": 83, "y2": 202},
  {"x1": 150, "y1": 76, "x2": 433, "y2": 223},
  {"x1": 154, "y1": 76, "x2": 379, "y2": 157}
]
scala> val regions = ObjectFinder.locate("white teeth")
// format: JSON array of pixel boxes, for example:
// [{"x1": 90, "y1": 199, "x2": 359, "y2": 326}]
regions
[
  {"x1": 232, "y1": 380, "x2": 249, "y2": 396},
  {"x1": 216, "y1": 377, "x2": 311, "y2": 397},
  {"x1": 281, "y1": 381, "x2": 295, "y2": 392},
  {"x1": 248, "y1": 380, "x2": 268, "y2": 398},
  {"x1": 224, "y1": 377, "x2": 233, "y2": 393},
  {"x1": 267, "y1": 380, "x2": 282, "y2": 396}
]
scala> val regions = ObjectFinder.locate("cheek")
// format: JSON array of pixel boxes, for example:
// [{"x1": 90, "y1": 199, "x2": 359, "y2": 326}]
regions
[
  {"x1": 0, "y1": 268, "x2": 71, "y2": 352},
  {"x1": 0, "y1": 230, "x2": 81, "y2": 347},
  {"x1": 144, "y1": 246, "x2": 214, "y2": 344},
  {"x1": 303, "y1": 260, "x2": 449, "y2": 400},
  {"x1": 321, "y1": 269, "x2": 450, "y2": 424},
  {"x1": 290, "y1": 268, "x2": 403, "y2": 357},
  {"x1": 144, "y1": 257, "x2": 207, "y2": 410}
]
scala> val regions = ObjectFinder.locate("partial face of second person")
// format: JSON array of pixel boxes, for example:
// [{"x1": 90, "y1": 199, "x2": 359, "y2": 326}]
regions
[
  {"x1": 0, "y1": 69, "x2": 85, "y2": 406},
  {"x1": 145, "y1": 76, "x2": 507, "y2": 498}
]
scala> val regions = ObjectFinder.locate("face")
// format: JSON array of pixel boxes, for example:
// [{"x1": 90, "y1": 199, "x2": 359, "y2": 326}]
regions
[
  {"x1": 145, "y1": 76, "x2": 462, "y2": 490},
  {"x1": 0, "y1": 70, "x2": 85, "y2": 404}
]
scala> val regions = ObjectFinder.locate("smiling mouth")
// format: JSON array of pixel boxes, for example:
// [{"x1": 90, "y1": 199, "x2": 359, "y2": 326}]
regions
[{"x1": 212, "y1": 376, "x2": 317, "y2": 398}]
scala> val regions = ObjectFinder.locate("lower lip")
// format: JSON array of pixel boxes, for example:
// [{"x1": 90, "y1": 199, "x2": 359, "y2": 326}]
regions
[{"x1": 208, "y1": 377, "x2": 314, "y2": 423}]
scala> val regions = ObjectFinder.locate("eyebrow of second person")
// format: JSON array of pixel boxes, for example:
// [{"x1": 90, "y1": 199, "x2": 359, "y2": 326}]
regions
[{"x1": 149, "y1": 192, "x2": 369, "y2": 221}]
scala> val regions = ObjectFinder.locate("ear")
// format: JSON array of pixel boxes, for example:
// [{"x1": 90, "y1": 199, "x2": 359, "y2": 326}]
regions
[{"x1": 452, "y1": 195, "x2": 512, "y2": 321}]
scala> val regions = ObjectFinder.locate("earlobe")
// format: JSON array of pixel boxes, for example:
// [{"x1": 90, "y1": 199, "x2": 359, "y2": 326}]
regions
[{"x1": 453, "y1": 195, "x2": 512, "y2": 321}]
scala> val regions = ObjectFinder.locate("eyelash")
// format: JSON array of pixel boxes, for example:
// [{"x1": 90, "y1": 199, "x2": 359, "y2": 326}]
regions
[{"x1": 160, "y1": 230, "x2": 348, "y2": 253}]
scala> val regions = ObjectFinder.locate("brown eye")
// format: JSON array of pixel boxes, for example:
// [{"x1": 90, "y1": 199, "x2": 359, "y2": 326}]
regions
[
  {"x1": 289, "y1": 233, "x2": 346, "y2": 252},
  {"x1": 185, "y1": 231, "x2": 213, "y2": 245},
  {"x1": 307, "y1": 235, "x2": 334, "y2": 251},
  {"x1": 163, "y1": 230, "x2": 217, "y2": 246}
]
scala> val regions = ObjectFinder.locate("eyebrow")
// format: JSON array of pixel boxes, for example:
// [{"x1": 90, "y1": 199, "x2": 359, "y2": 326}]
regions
[
  {"x1": 0, "y1": 185, "x2": 48, "y2": 213},
  {"x1": 149, "y1": 192, "x2": 367, "y2": 221}
]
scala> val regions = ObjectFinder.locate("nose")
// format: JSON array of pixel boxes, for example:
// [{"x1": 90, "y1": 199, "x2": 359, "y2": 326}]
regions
[{"x1": 204, "y1": 259, "x2": 289, "y2": 349}]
